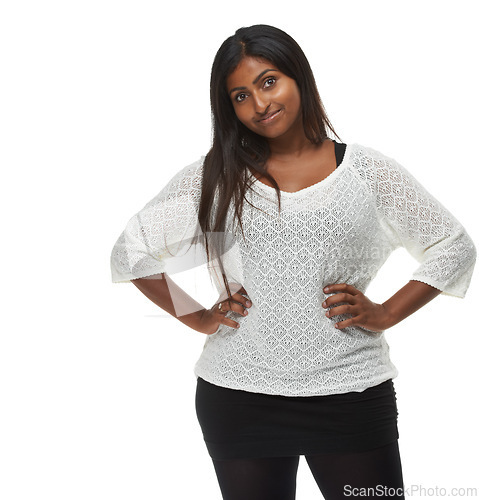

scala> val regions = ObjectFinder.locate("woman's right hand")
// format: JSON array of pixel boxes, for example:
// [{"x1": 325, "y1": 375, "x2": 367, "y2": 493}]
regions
[{"x1": 195, "y1": 285, "x2": 252, "y2": 335}]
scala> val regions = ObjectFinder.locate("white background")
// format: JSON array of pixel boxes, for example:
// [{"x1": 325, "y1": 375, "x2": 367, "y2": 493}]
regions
[{"x1": 1, "y1": 0, "x2": 478, "y2": 498}]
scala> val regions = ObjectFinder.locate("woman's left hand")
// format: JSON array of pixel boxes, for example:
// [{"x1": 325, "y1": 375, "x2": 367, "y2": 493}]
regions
[{"x1": 322, "y1": 283, "x2": 391, "y2": 333}]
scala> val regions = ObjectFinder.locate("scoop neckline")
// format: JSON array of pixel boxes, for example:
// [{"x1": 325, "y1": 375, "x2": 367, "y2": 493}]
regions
[{"x1": 249, "y1": 142, "x2": 354, "y2": 196}]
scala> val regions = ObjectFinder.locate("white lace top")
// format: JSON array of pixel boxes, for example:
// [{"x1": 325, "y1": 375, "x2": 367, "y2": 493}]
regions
[{"x1": 110, "y1": 143, "x2": 476, "y2": 396}]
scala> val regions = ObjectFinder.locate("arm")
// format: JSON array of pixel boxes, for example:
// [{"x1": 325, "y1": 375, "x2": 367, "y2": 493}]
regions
[
  {"x1": 322, "y1": 280, "x2": 441, "y2": 332},
  {"x1": 370, "y1": 147, "x2": 476, "y2": 299},
  {"x1": 323, "y1": 147, "x2": 476, "y2": 332},
  {"x1": 381, "y1": 279, "x2": 442, "y2": 329},
  {"x1": 110, "y1": 159, "x2": 205, "y2": 284},
  {"x1": 131, "y1": 273, "x2": 251, "y2": 335},
  {"x1": 131, "y1": 273, "x2": 206, "y2": 331},
  {"x1": 110, "y1": 159, "x2": 251, "y2": 334}
]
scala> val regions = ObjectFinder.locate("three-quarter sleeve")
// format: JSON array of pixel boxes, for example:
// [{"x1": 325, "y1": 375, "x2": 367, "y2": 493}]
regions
[
  {"x1": 370, "y1": 148, "x2": 476, "y2": 298},
  {"x1": 110, "y1": 157, "x2": 205, "y2": 283}
]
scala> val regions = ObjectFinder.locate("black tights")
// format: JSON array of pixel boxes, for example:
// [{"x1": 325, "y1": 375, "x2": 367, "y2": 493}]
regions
[{"x1": 211, "y1": 440, "x2": 405, "y2": 500}]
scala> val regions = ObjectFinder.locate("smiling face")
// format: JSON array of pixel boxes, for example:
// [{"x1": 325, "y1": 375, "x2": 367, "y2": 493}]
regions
[{"x1": 226, "y1": 56, "x2": 304, "y2": 142}]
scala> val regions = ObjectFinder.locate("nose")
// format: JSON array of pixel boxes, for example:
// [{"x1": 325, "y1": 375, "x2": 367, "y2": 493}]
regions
[{"x1": 252, "y1": 91, "x2": 270, "y2": 115}]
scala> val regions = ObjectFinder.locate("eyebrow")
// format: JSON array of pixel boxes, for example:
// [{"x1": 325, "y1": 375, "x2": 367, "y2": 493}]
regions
[{"x1": 228, "y1": 69, "x2": 278, "y2": 96}]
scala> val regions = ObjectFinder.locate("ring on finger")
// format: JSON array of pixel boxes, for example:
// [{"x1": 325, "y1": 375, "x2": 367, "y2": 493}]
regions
[{"x1": 218, "y1": 302, "x2": 224, "y2": 312}]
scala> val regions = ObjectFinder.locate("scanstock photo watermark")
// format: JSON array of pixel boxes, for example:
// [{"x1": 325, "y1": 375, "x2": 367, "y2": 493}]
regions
[{"x1": 343, "y1": 483, "x2": 478, "y2": 497}]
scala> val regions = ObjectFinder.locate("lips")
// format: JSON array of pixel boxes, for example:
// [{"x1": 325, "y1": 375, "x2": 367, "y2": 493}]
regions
[{"x1": 257, "y1": 108, "x2": 282, "y2": 123}]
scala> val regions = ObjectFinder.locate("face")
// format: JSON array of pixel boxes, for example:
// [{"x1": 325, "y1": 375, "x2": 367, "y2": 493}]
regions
[{"x1": 226, "y1": 56, "x2": 303, "y2": 141}]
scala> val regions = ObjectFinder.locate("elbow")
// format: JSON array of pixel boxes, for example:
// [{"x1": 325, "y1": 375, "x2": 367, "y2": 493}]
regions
[
  {"x1": 462, "y1": 230, "x2": 477, "y2": 269},
  {"x1": 449, "y1": 225, "x2": 476, "y2": 269},
  {"x1": 451, "y1": 231, "x2": 477, "y2": 298},
  {"x1": 414, "y1": 229, "x2": 477, "y2": 299}
]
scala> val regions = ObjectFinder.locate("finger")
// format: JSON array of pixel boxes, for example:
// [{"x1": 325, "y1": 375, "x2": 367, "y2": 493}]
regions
[
  {"x1": 231, "y1": 285, "x2": 251, "y2": 300},
  {"x1": 227, "y1": 298, "x2": 250, "y2": 316},
  {"x1": 229, "y1": 283, "x2": 247, "y2": 296},
  {"x1": 218, "y1": 299, "x2": 235, "y2": 312},
  {"x1": 218, "y1": 287, "x2": 251, "y2": 306},
  {"x1": 216, "y1": 302, "x2": 227, "y2": 314},
  {"x1": 333, "y1": 317, "x2": 356, "y2": 330},
  {"x1": 218, "y1": 288, "x2": 252, "y2": 310},
  {"x1": 221, "y1": 317, "x2": 241, "y2": 329},
  {"x1": 217, "y1": 300, "x2": 249, "y2": 317},
  {"x1": 324, "y1": 304, "x2": 353, "y2": 318},
  {"x1": 324, "y1": 283, "x2": 360, "y2": 295},
  {"x1": 322, "y1": 292, "x2": 354, "y2": 308},
  {"x1": 231, "y1": 292, "x2": 252, "y2": 308},
  {"x1": 219, "y1": 297, "x2": 236, "y2": 309},
  {"x1": 212, "y1": 300, "x2": 243, "y2": 330},
  {"x1": 229, "y1": 302, "x2": 248, "y2": 316}
]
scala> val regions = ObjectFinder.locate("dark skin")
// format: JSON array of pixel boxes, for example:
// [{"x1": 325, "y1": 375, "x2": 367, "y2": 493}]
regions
[
  {"x1": 210, "y1": 56, "x2": 441, "y2": 334},
  {"x1": 131, "y1": 273, "x2": 251, "y2": 335},
  {"x1": 227, "y1": 55, "x2": 338, "y2": 192},
  {"x1": 321, "y1": 281, "x2": 441, "y2": 332},
  {"x1": 133, "y1": 56, "x2": 442, "y2": 334}
]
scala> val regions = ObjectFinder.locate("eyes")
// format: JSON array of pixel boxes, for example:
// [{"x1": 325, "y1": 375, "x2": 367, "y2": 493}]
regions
[{"x1": 234, "y1": 76, "x2": 277, "y2": 103}]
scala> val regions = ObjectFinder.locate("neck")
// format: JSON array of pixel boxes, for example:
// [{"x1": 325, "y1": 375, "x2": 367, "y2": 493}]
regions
[
  {"x1": 268, "y1": 134, "x2": 313, "y2": 159},
  {"x1": 266, "y1": 114, "x2": 315, "y2": 160}
]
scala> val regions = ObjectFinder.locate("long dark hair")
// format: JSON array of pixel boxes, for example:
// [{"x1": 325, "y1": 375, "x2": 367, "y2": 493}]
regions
[{"x1": 197, "y1": 24, "x2": 341, "y2": 304}]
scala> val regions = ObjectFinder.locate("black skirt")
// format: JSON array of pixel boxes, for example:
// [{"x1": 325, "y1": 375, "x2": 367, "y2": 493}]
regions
[{"x1": 195, "y1": 377, "x2": 399, "y2": 460}]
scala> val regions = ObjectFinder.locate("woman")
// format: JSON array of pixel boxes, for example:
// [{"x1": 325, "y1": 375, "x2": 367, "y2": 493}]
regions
[{"x1": 110, "y1": 25, "x2": 476, "y2": 500}]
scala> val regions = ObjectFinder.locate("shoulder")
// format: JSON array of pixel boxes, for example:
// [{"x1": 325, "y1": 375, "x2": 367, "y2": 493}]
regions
[
  {"x1": 348, "y1": 143, "x2": 397, "y2": 166},
  {"x1": 163, "y1": 156, "x2": 205, "y2": 192},
  {"x1": 344, "y1": 143, "x2": 415, "y2": 200},
  {"x1": 348, "y1": 143, "x2": 408, "y2": 184},
  {"x1": 142, "y1": 156, "x2": 205, "y2": 210}
]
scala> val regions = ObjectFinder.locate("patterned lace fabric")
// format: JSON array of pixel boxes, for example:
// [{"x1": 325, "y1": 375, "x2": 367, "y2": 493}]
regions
[{"x1": 110, "y1": 143, "x2": 476, "y2": 396}]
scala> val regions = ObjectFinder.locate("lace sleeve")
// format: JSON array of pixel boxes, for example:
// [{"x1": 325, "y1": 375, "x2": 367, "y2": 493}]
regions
[
  {"x1": 110, "y1": 157, "x2": 205, "y2": 283},
  {"x1": 371, "y1": 148, "x2": 476, "y2": 298}
]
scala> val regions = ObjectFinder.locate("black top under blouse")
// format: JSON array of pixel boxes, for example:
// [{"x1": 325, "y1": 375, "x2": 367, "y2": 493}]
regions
[{"x1": 333, "y1": 139, "x2": 346, "y2": 168}]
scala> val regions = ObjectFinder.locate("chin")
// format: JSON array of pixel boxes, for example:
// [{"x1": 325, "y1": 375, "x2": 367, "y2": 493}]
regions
[{"x1": 252, "y1": 126, "x2": 288, "y2": 139}]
